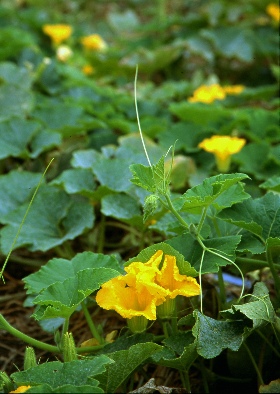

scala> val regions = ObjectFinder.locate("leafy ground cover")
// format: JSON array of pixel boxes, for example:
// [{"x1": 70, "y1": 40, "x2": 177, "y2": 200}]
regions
[{"x1": 0, "y1": 0, "x2": 279, "y2": 393}]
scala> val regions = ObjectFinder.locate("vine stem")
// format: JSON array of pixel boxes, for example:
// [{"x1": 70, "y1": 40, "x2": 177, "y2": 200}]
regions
[
  {"x1": 81, "y1": 301, "x2": 103, "y2": 344},
  {"x1": 243, "y1": 342, "x2": 264, "y2": 385},
  {"x1": 164, "y1": 194, "x2": 189, "y2": 230},
  {"x1": 0, "y1": 314, "x2": 59, "y2": 353}
]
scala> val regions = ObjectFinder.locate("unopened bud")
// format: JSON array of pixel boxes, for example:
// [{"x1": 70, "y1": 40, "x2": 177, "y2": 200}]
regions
[
  {"x1": 0, "y1": 371, "x2": 14, "y2": 392},
  {"x1": 24, "y1": 346, "x2": 37, "y2": 370},
  {"x1": 62, "y1": 332, "x2": 77, "y2": 362}
]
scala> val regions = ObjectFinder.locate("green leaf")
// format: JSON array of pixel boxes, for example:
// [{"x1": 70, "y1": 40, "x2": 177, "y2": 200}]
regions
[
  {"x1": 266, "y1": 237, "x2": 280, "y2": 264},
  {"x1": 0, "y1": 85, "x2": 34, "y2": 121},
  {"x1": 11, "y1": 357, "x2": 113, "y2": 389},
  {"x1": 0, "y1": 27, "x2": 34, "y2": 61},
  {"x1": 0, "y1": 118, "x2": 40, "y2": 159},
  {"x1": 130, "y1": 163, "x2": 155, "y2": 192},
  {"x1": 101, "y1": 193, "x2": 141, "y2": 220},
  {"x1": 126, "y1": 242, "x2": 198, "y2": 277},
  {"x1": 167, "y1": 234, "x2": 241, "y2": 273},
  {"x1": 51, "y1": 169, "x2": 96, "y2": 198},
  {"x1": 30, "y1": 129, "x2": 61, "y2": 158},
  {"x1": 151, "y1": 332, "x2": 198, "y2": 370},
  {"x1": 95, "y1": 342, "x2": 162, "y2": 393},
  {"x1": 0, "y1": 171, "x2": 42, "y2": 221},
  {"x1": 25, "y1": 384, "x2": 103, "y2": 393},
  {"x1": 169, "y1": 102, "x2": 232, "y2": 126},
  {"x1": 0, "y1": 62, "x2": 33, "y2": 90},
  {"x1": 89, "y1": 157, "x2": 132, "y2": 192},
  {"x1": 221, "y1": 282, "x2": 276, "y2": 330},
  {"x1": 192, "y1": 310, "x2": 247, "y2": 359},
  {"x1": 158, "y1": 122, "x2": 210, "y2": 153},
  {"x1": 0, "y1": 186, "x2": 94, "y2": 254},
  {"x1": 24, "y1": 252, "x2": 122, "y2": 295},
  {"x1": 218, "y1": 193, "x2": 280, "y2": 242},
  {"x1": 32, "y1": 267, "x2": 120, "y2": 320},
  {"x1": 201, "y1": 26, "x2": 253, "y2": 62},
  {"x1": 260, "y1": 176, "x2": 280, "y2": 192},
  {"x1": 177, "y1": 173, "x2": 250, "y2": 214}
]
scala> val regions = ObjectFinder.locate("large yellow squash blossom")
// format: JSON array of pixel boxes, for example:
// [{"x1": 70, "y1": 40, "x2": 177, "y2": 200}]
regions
[
  {"x1": 96, "y1": 250, "x2": 200, "y2": 331},
  {"x1": 80, "y1": 34, "x2": 107, "y2": 51},
  {"x1": 198, "y1": 135, "x2": 246, "y2": 172},
  {"x1": 188, "y1": 84, "x2": 245, "y2": 104},
  {"x1": 266, "y1": 3, "x2": 280, "y2": 22},
  {"x1": 42, "y1": 24, "x2": 72, "y2": 45}
]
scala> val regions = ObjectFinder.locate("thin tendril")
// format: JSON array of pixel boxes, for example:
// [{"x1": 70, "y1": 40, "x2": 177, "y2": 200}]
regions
[{"x1": 134, "y1": 65, "x2": 152, "y2": 167}]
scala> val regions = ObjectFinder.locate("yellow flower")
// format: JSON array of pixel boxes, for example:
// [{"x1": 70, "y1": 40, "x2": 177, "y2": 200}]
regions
[
  {"x1": 188, "y1": 84, "x2": 226, "y2": 104},
  {"x1": 96, "y1": 250, "x2": 200, "y2": 322},
  {"x1": 198, "y1": 135, "x2": 246, "y2": 172},
  {"x1": 42, "y1": 24, "x2": 72, "y2": 45},
  {"x1": 266, "y1": 3, "x2": 280, "y2": 22},
  {"x1": 82, "y1": 64, "x2": 95, "y2": 75},
  {"x1": 80, "y1": 34, "x2": 107, "y2": 51},
  {"x1": 223, "y1": 85, "x2": 245, "y2": 95},
  {"x1": 10, "y1": 386, "x2": 31, "y2": 394},
  {"x1": 154, "y1": 254, "x2": 201, "y2": 299},
  {"x1": 95, "y1": 263, "x2": 166, "y2": 320}
]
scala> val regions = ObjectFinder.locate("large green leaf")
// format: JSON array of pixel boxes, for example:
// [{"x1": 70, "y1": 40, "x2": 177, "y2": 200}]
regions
[
  {"x1": 177, "y1": 173, "x2": 250, "y2": 214},
  {"x1": 192, "y1": 310, "x2": 247, "y2": 359},
  {"x1": 151, "y1": 332, "x2": 198, "y2": 370},
  {"x1": 0, "y1": 171, "x2": 42, "y2": 221},
  {"x1": 167, "y1": 233, "x2": 241, "y2": 273},
  {"x1": 221, "y1": 282, "x2": 276, "y2": 330},
  {"x1": 260, "y1": 176, "x2": 280, "y2": 193},
  {"x1": 218, "y1": 193, "x2": 280, "y2": 242},
  {"x1": 24, "y1": 252, "x2": 123, "y2": 295},
  {"x1": 11, "y1": 357, "x2": 113, "y2": 389},
  {"x1": 51, "y1": 169, "x2": 96, "y2": 198},
  {"x1": 32, "y1": 267, "x2": 120, "y2": 320},
  {"x1": 95, "y1": 342, "x2": 162, "y2": 393},
  {"x1": 0, "y1": 186, "x2": 94, "y2": 254},
  {"x1": 25, "y1": 384, "x2": 103, "y2": 393},
  {"x1": 0, "y1": 118, "x2": 40, "y2": 159},
  {"x1": 101, "y1": 193, "x2": 141, "y2": 220},
  {"x1": 72, "y1": 150, "x2": 132, "y2": 192}
]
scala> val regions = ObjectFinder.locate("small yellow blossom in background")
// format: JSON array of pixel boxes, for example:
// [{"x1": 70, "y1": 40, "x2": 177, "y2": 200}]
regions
[
  {"x1": 42, "y1": 24, "x2": 72, "y2": 45},
  {"x1": 80, "y1": 34, "x2": 107, "y2": 51},
  {"x1": 82, "y1": 64, "x2": 95, "y2": 75},
  {"x1": 56, "y1": 45, "x2": 73, "y2": 62},
  {"x1": 223, "y1": 85, "x2": 245, "y2": 95},
  {"x1": 198, "y1": 135, "x2": 246, "y2": 172},
  {"x1": 96, "y1": 250, "x2": 200, "y2": 324},
  {"x1": 266, "y1": 3, "x2": 280, "y2": 22},
  {"x1": 10, "y1": 386, "x2": 31, "y2": 393},
  {"x1": 188, "y1": 83, "x2": 226, "y2": 104},
  {"x1": 188, "y1": 84, "x2": 245, "y2": 104}
]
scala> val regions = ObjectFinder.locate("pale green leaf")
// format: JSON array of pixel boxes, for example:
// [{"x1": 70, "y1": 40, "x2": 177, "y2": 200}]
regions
[
  {"x1": 178, "y1": 173, "x2": 250, "y2": 214},
  {"x1": 24, "y1": 252, "x2": 122, "y2": 295},
  {"x1": 32, "y1": 267, "x2": 120, "y2": 320}
]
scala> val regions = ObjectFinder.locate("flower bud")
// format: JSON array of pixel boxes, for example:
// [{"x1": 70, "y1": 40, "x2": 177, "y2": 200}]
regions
[
  {"x1": 24, "y1": 346, "x2": 36, "y2": 370},
  {"x1": 62, "y1": 332, "x2": 77, "y2": 362},
  {"x1": 0, "y1": 371, "x2": 14, "y2": 392}
]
